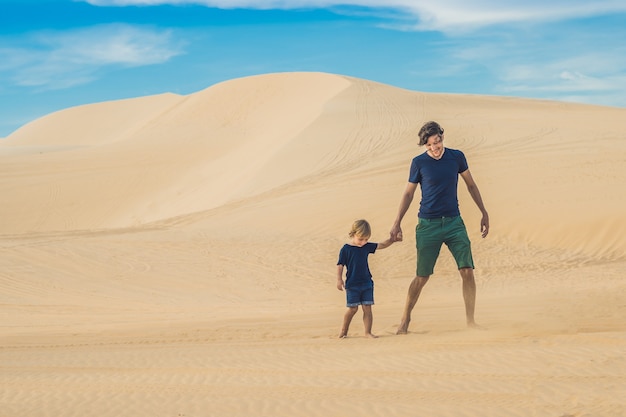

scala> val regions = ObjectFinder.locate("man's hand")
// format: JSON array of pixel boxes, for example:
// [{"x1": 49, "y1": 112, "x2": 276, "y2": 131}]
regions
[
  {"x1": 390, "y1": 225, "x2": 403, "y2": 242},
  {"x1": 481, "y1": 214, "x2": 490, "y2": 238}
]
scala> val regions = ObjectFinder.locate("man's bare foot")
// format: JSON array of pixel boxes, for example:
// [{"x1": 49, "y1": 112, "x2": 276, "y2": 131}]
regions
[
  {"x1": 467, "y1": 321, "x2": 486, "y2": 330},
  {"x1": 339, "y1": 333, "x2": 347, "y2": 338},
  {"x1": 396, "y1": 321, "x2": 409, "y2": 334},
  {"x1": 365, "y1": 333, "x2": 378, "y2": 339}
]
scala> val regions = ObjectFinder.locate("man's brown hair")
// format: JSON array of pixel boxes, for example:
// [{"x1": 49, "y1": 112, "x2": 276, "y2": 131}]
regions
[{"x1": 418, "y1": 121, "x2": 444, "y2": 146}]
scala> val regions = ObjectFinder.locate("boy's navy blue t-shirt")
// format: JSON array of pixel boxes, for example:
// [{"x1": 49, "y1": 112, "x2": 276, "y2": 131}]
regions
[
  {"x1": 409, "y1": 148, "x2": 468, "y2": 219},
  {"x1": 337, "y1": 242, "x2": 377, "y2": 288}
]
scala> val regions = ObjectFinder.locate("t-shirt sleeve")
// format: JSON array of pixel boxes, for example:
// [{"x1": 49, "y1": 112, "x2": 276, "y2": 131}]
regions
[
  {"x1": 408, "y1": 157, "x2": 421, "y2": 183},
  {"x1": 337, "y1": 245, "x2": 347, "y2": 266},
  {"x1": 457, "y1": 150, "x2": 469, "y2": 173},
  {"x1": 367, "y1": 242, "x2": 377, "y2": 254}
]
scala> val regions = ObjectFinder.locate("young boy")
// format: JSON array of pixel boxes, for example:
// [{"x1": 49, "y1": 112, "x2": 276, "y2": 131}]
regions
[{"x1": 336, "y1": 219, "x2": 395, "y2": 338}]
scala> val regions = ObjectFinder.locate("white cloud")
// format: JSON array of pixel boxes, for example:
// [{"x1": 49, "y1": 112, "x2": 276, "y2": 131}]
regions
[
  {"x1": 0, "y1": 24, "x2": 183, "y2": 90},
  {"x1": 495, "y1": 53, "x2": 626, "y2": 106},
  {"x1": 559, "y1": 71, "x2": 585, "y2": 81},
  {"x1": 47, "y1": 25, "x2": 180, "y2": 65},
  {"x1": 81, "y1": 0, "x2": 626, "y2": 33},
  {"x1": 400, "y1": 24, "x2": 626, "y2": 107}
]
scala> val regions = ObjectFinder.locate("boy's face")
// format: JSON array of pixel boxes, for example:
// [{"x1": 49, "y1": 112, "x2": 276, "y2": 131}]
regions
[{"x1": 352, "y1": 234, "x2": 370, "y2": 247}]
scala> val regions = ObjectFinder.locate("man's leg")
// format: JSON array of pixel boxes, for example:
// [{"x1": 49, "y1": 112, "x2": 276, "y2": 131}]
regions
[
  {"x1": 445, "y1": 217, "x2": 478, "y2": 327},
  {"x1": 459, "y1": 267, "x2": 478, "y2": 327},
  {"x1": 397, "y1": 275, "x2": 429, "y2": 334}
]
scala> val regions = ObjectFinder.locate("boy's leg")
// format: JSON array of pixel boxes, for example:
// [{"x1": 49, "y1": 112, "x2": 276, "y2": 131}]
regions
[
  {"x1": 340, "y1": 306, "x2": 358, "y2": 338},
  {"x1": 361, "y1": 304, "x2": 377, "y2": 338}
]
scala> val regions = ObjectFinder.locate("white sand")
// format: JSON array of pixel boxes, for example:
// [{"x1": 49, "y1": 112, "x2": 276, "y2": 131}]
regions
[{"x1": 1, "y1": 72, "x2": 625, "y2": 416}]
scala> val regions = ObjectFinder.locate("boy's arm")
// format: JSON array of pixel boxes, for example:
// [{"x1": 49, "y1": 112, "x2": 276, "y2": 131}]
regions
[
  {"x1": 336, "y1": 265, "x2": 345, "y2": 291},
  {"x1": 376, "y1": 233, "x2": 396, "y2": 250}
]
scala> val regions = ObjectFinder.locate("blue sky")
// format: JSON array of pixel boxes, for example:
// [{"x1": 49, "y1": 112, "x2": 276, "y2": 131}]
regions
[{"x1": 1, "y1": 0, "x2": 626, "y2": 138}]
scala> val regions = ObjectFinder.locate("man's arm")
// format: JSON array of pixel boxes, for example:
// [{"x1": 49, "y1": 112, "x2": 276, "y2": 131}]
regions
[
  {"x1": 390, "y1": 182, "x2": 418, "y2": 241},
  {"x1": 459, "y1": 169, "x2": 489, "y2": 238}
]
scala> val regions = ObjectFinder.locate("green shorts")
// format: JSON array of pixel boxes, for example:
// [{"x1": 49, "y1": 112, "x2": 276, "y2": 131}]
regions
[{"x1": 415, "y1": 216, "x2": 474, "y2": 277}]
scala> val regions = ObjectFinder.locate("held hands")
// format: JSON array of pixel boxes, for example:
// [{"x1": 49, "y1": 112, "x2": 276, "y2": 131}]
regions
[{"x1": 390, "y1": 226, "x2": 403, "y2": 242}]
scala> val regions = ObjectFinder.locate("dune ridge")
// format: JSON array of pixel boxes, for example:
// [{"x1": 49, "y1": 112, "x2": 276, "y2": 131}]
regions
[{"x1": 1, "y1": 72, "x2": 625, "y2": 417}]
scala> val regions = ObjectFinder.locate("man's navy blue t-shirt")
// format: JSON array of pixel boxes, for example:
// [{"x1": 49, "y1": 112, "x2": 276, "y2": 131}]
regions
[
  {"x1": 409, "y1": 148, "x2": 469, "y2": 219},
  {"x1": 337, "y1": 242, "x2": 377, "y2": 288}
]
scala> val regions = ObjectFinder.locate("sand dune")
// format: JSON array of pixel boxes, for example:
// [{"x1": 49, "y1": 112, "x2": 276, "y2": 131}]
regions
[{"x1": 1, "y1": 72, "x2": 625, "y2": 416}]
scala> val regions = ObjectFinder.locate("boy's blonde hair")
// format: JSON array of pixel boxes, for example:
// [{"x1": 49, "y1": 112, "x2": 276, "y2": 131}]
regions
[{"x1": 349, "y1": 219, "x2": 371, "y2": 238}]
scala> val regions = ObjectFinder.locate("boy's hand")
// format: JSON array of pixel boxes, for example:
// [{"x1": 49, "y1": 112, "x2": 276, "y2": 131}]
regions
[{"x1": 337, "y1": 280, "x2": 345, "y2": 291}]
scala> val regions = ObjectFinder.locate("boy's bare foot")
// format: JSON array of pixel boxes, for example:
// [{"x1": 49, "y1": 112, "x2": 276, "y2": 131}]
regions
[
  {"x1": 339, "y1": 333, "x2": 347, "y2": 338},
  {"x1": 467, "y1": 321, "x2": 486, "y2": 330},
  {"x1": 365, "y1": 333, "x2": 378, "y2": 339}
]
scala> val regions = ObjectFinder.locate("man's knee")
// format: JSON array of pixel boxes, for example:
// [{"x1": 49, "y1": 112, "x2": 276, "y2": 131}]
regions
[
  {"x1": 410, "y1": 275, "x2": 429, "y2": 290},
  {"x1": 459, "y1": 267, "x2": 474, "y2": 280},
  {"x1": 415, "y1": 275, "x2": 430, "y2": 284}
]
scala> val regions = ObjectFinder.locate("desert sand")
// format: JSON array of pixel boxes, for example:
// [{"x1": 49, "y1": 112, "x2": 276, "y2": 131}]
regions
[{"x1": 1, "y1": 72, "x2": 625, "y2": 416}]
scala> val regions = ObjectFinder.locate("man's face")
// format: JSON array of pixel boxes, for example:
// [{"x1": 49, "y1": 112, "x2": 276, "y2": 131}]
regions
[{"x1": 425, "y1": 134, "x2": 444, "y2": 159}]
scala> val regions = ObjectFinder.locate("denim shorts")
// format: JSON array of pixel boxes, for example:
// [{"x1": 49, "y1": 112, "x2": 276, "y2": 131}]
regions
[
  {"x1": 345, "y1": 283, "x2": 374, "y2": 307},
  {"x1": 415, "y1": 216, "x2": 474, "y2": 276}
]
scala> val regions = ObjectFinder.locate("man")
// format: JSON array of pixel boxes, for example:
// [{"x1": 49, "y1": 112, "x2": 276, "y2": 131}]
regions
[{"x1": 390, "y1": 121, "x2": 489, "y2": 334}]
